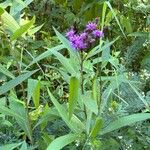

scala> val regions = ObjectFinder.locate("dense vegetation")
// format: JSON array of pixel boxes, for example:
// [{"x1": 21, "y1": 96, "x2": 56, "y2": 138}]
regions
[{"x1": 0, "y1": 0, "x2": 150, "y2": 149}]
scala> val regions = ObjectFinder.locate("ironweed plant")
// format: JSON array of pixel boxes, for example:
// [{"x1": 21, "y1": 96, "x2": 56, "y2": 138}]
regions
[{"x1": 0, "y1": 0, "x2": 150, "y2": 150}]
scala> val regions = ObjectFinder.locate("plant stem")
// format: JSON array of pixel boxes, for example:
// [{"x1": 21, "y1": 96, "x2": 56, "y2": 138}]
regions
[
  {"x1": 96, "y1": 40, "x2": 103, "y2": 113},
  {"x1": 80, "y1": 51, "x2": 87, "y2": 119}
]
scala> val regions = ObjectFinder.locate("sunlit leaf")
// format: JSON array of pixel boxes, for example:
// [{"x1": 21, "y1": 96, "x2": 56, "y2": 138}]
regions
[
  {"x1": 46, "y1": 134, "x2": 78, "y2": 150},
  {"x1": 10, "y1": 16, "x2": 35, "y2": 41}
]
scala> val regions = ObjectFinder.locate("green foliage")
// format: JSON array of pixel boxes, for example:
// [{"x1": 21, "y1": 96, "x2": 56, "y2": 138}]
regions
[{"x1": 0, "y1": 0, "x2": 150, "y2": 149}]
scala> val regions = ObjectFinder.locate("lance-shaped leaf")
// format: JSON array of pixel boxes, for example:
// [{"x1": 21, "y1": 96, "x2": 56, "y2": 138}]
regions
[
  {"x1": 32, "y1": 80, "x2": 40, "y2": 108},
  {"x1": 0, "y1": 63, "x2": 15, "y2": 79},
  {"x1": 0, "y1": 70, "x2": 38, "y2": 95},
  {"x1": 46, "y1": 134, "x2": 78, "y2": 150},
  {"x1": 68, "y1": 76, "x2": 79, "y2": 119},
  {"x1": 0, "y1": 142, "x2": 22, "y2": 150},
  {"x1": 9, "y1": 96, "x2": 33, "y2": 142},
  {"x1": 26, "y1": 45, "x2": 65, "y2": 68},
  {"x1": 0, "y1": 7, "x2": 4, "y2": 15},
  {"x1": 101, "y1": 113, "x2": 150, "y2": 135},
  {"x1": 10, "y1": 16, "x2": 35, "y2": 41},
  {"x1": 1, "y1": 7, "x2": 20, "y2": 32},
  {"x1": 47, "y1": 88, "x2": 84, "y2": 133},
  {"x1": 90, "y1": 118, "x2": 103, "y2": 138}
]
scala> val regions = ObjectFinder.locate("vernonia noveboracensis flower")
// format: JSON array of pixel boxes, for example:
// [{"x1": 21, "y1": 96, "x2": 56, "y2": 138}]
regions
[{"x1": 66, "y1": 20, "x2": 104, "y2": 51}]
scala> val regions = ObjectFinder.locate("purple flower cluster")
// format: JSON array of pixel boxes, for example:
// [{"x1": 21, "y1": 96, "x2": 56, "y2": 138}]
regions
[{"x1": 66, "y1": 21, "x2": 104, "y2": 51}]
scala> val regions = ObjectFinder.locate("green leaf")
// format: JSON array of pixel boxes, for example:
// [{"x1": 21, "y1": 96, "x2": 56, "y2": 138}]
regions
[
  {"x1": 86, "y1": 37, "x2": 119, "y2": 59},
  {"x1": 15, "y1": 0, "x2": 26, "y2": 6},
  {"x1": 101, "y1": 40, "x2": 111, "y2": 68},
  {"x1": 101, "y1": 2, "x2": 107, "y2": 30},
  {"x1": 27, "y1": 79, "x2": 39, "y2": 104},
  {"x1": 10, "y1": 16, "x2": 35, "y2": 41},
  {"x1": 10, "y1": 0, "x2": 33, "y2": 16},
  {"x1": 20, "y1": 141, "x2": 28, "y2": 150},
  {"x1": 92, "y1": 78, "x2": 100, "y2": 102},
  {"x1": 0, "y1": 7, "x2": 4, "y2": 15},
  {"x1": 1, "y1": 8, "x2": 20, "y2": 32},
  {"x1": 32, "y1": 80, "x2": 40, "y2": 108},
  {"x1": 53, "y1": 27, "x2": 79, "y2": 71},
  {"x1": 0, "y1": 1, "x2": 12, "y2": 9},
  {"x1": 120, "y1": 15, "x2": 132, "y2": 33},
  {"x1": 26, "y1": 45, "x2": 65, "y2": 68},
  {"x1": 105, "y1": 9, "x2": 117, "y2": 26},
  {"x1": 50, "y1": 50, "x2": 76, "y2": 75},
  {"x1": 47, "y1": 88, "x2": 84, "y2": 133},
  {"x1": 90, "y1": 118, "x2": 103, "y2": 138},
  {"x1": 0, "y1": 63, "x2": 15, "y2": 79},
  {"x1": 128, "y1": 32, "x2": 149, "y2": 37},
  {"x1": 28, "y1": 24, "x2": 44, "y2": 36},
  {"x1": 0, "y1": 105, "x2": 24, "y2": 120},
  {"x1": 0, "y1": 100, "x2": 32, "y2": 141},
  {"x1": 127, "y1": 81, "x2": 148, "y2": 107},
  {"x1": 68, "y1": 76, "x2": 79, "y2": 119},
  {"x1": 9, "y1": 95, "x2": 32, "y2": 141},
  {"x1": 106, "y1": 1, "x2": 126, "y2": 37},
  {"x1": 46, "y1": 134, "x2": 78, "y2": 150},
  {"x1": 83, "y1": 92, "x2": 98, "y2": 115},
  {"x1": 53, "y1": 27, "x2": 77, "y2": 56},
  {"x1": 101, "y1": 113, "x2": 150, "y2": 135},
  {"x1": 0, "y1": 142, "x2": 22, "y2": 150},
  {"x1": 0, "y1": 70, "x2": 38, "y2": 95}
]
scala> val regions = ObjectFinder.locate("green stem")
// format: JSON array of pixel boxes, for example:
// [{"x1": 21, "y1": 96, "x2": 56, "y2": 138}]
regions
[{"x1": 80, "y1": 51, "x2": 87, "y2": 119}]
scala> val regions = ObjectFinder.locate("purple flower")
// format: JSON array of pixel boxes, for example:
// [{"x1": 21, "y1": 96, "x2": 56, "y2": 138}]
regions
[
  {"x1": 70, "y1": 35, "x2": 87, "y2": 50},
  {"x1": 66, "y1": 29, "x2": 75, "y2": 39},
  {"x1": 92, "y1": 30, "x2": 104, "y2": 38},
  {"x1": 66, "y1": 19, "x2": 105, "y2": 51},
  {"x1": 86, "y1": 22, "x2": 97, "y2": 31},
  {"x1": 80, "y1": 32, "x2": 87, "y2": 40}
]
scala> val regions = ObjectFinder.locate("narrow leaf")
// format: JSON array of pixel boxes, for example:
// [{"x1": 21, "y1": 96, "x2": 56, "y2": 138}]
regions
[
  {"x1": 86, "y1": 37, "x2": 119, "y2": 59},
  {"x1": 50, "y1": 50, "x2": 76, "y2": 75},
  {"x1": 101, "y1": 2, "x2": 107, "y2": 30},
  {"x1": 101, "y1": 113, "x2": 150, "y2": 135},
  {"x1": 46, "y1": 134, "x2": 78, "y2": 150},
  {"x1": 1, "y1": 8, "x2": 20, "y2": 32},
  {"x1": 9, "y1": 96, "x2": 32, "y2": 141},
  {"x1": 106, "y1": 1, "x2": 126, "y2": 37},
  {"x1": 10, "y1": 16, "x2": 35, "y2": 41},
  {"x1": 32, "y1": 80, "x2": 40, "y2": 108},
  {"x1": 0, "y1": 142, "x2": 22, "y2": 150},
  {"x1": 0, "y1": 63, "x2": 15, "y2": 79},
  {"x1": 0, "y1": 7, "x2": 4, "y2": 15},
  {"x1": 90, "y1": 118, "x2": 103, "y2": 138},
  {"x1": 0, "y1": 105, "x2": 24, "y2": 120},
  {"x1": 68, "y1": 76, "x2": 79, "y2": 119},
  {"x1": 83, "y1": 92, "x2": 98, "y2": 115},
  {"x1": 26, "y1": 45, "x2": 65, "y2": 68},
  {"x1": 0, "y1": 70, "x2": 38, "y2": 95},
  {"x1": 47, "y1": 88, "x2": 84, "y2": 133},
  {"x1": 53, "y1": 27, "x2": 76, "y2": 56}
]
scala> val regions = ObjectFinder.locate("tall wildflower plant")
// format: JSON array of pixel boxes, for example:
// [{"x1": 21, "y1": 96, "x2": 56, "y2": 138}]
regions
[
  {"x1": 44, "y1": 16, "x2": 150, "y2": 149},
  {"x1": 66, "y1": 19, "x2": 104, "y2": 118}
]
